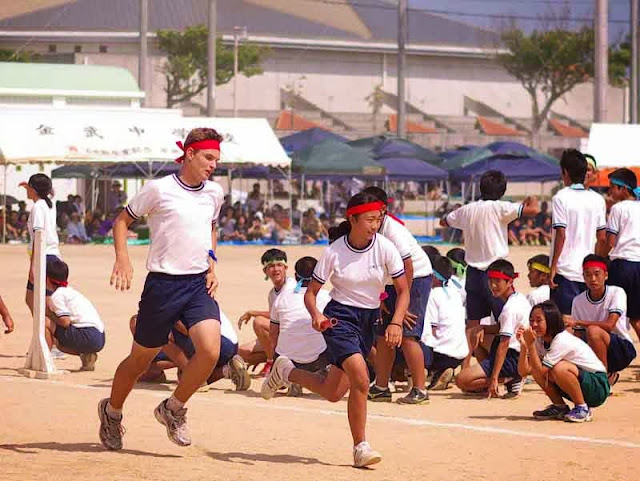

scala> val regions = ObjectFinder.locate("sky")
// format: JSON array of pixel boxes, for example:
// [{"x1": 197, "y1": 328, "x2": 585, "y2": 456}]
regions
[{"x1": 409, "y1": 0, "x2": 633, "y2": 43}]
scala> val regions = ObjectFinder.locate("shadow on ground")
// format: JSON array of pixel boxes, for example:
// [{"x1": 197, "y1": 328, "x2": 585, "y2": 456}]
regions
[
  {"x1": 0, "y1": 442, "x2": 181, "y2": 458},
  {"x1": 205, "y1": 449, "x2": 346, "y2": 467}
]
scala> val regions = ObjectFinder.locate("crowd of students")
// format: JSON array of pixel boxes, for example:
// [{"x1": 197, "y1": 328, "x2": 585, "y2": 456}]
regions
[{"x1": 4, "y1": 135, "x2": 639, "y2": 469}]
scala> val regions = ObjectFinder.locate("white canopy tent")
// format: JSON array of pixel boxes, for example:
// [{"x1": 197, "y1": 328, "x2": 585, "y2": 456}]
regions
[
  {"x1": 0, "y1": 107, "x2": 291, "y2": 242},
  {"x1": 586, "y1": 123, "x2": 640, "y2": 168}
]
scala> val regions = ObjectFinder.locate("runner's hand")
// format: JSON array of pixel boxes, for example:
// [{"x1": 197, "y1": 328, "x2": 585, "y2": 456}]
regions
[
  {"x1": 110, "y1": 258, "x2": 133, "y2": 291},
  {"x1": 312, "y1": 314, "x2": 329, "y2": 332},
  {"x1": 2, "y1": 315, "x2": 14, "y2": 334},
  {"x1": 403, "y1": 310, "x2": 417, "y2": 329},
  {"x1": 385, "y1": 324, "x2": 402, "y2": 348},
  {"x1": 549, "y1": 266, "x2": 557, "y2": 289},
  {"x1": 206, "y1": 270, "x2": 218, "y2": 297}
]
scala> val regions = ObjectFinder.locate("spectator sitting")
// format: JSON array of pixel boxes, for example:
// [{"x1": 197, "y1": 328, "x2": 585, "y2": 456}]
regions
[
  {"x1": 14, "y1": 212, "x2": 29, "y2": 241},
  {"x1": 536, "y1": 217, "x2": 552, "y2": 246},
  {"x1": 247, "y1": 215, "x2": 264, "y2": 241},
  {"x1": 66, "y1": 212, "x2": 91, "y2": 244},
  {"x1": 98, "y1": 212, "x2": 117, "y2": 237},
  {"x1": 87, "y1": 216, "x2": 103, "y2": 239},
  {"x1": 301, "y1": 208, "x2": 326, "y2": 244},
  {"x1": 247, "y1": 183, "x2": 263, "y2": 212},
  {"x1": 219, "y1": 207, "x2": 237, "y2": 241},
  {"x1": 234, "y1": 215, "x2": 248, "y2": 242},
  {"x1": 17, "y1": 201, "x2": 27, "y2": 215},
  {"x1": 508, "y1": 219, "x2": 523, "y2": 245},
  {"x1": 262, "y1": 213, "x2": 285, "y2": 243},
  {"x1": 518, "y1": 218, "x2": 539, "y2": 245},
  {"x1": 107, "y1": 181, "x2": 127, "y2": 214}
]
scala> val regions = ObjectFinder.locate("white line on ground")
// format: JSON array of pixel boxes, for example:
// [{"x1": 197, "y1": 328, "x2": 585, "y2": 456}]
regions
[{"x1": 3, "y1": 375, "x2": 639, "y2": 450}]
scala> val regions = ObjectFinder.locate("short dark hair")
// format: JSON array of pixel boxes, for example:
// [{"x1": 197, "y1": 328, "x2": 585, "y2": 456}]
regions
[
  {"x1": 421, "y1": 245, "x2": 440, "y2": 264},
  {"x1": 46, "y1": 257, "x2": 69, "y2": 283},
  {"x1": 560, "y1": 149, "x2": 587, "y2": 184},
  {"x1": 361, "y1": 186, "x2": 388, "y2": 204},
  {"x1": 582, "y1": 254, "x2": 609, "y2": 270},
  {"x1": 261, "y1": 248, "x2": 287, "y2": 265},
  {"x1": 609, "y1": 168, "x2": 638, "y2": 192},
  {"x1": 527, "y1": 254, "x2": 550, "y2": 269},
  {"x1": 487, "y1": 258, "x2": 516, "y2": 278},
  {"x1": 184, "y1": 127, "x2": 223, "y2": 146},
  {"x1": 328, "y1": 221, "x2": 349, "y2": 244},
  {"x1": 532, "y1": 301, "x2": 564, "y2": 339},
  {"x1": 479, "y1": 170, "x2": 507, "y2": 201},
  {"x1": 446, "y1": 247, "x2": 466, "y2": 267},
  {"x1": 295, "y1": 256, "x2": 317, "y2": 285},
  {"x1": 432, "y1": 255, "x2": 452, "y2": 280}
]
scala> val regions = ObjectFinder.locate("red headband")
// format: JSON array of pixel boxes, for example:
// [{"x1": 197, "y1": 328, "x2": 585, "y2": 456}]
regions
[
  {"x1": 583, "y1": 260, "x2": 608, "y2": 272},
  {"x1": 346, "y1": 201, "x2": 385, "y2": 217},
  {"x1": 49, "y1": 278, "x2": 68, "y2": 287},
  {"x1": 175, "y1": 140, "x2": 221, "y2": 163},
  {"x1": 487, "y1": 270, "x2": 518, "y2": 281}
]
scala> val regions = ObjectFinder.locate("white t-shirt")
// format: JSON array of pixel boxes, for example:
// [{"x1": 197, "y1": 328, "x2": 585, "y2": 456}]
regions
[
  {"x1": 313, "y1": 234, "x2": 405, "y2": 309},
  {"x1": 527, "y1": 285, "x2": 550, "y2": 307},
  {"x1": 268, "y1": 277, "x2": 297, "y2": 312},
  {"x1": 571, "y1": 286, "x2": 633, "y2": 343},
  {"x1": 271, "y1": 285, "x2": 330, "y2": 364},
  {"x1": 445, "y1": 200, "x2": 522, "y2": 270},
  {"x1": 535, "y1": 331, "x2": 606, "y2": 373},
  {"x1": 607, "y1": 200, "x2": 640, "y2": 262},
  {"x1": 450, "y1": 275, "x2": 467, "y2": 307},
  {"x1": 126, "y1": 174, "x2": 224, "y2": 275},
  {"x1": 28, "y1": 198, "x2": 61, "y2": 257},
  {"x1": 50, "y1": 286, "x2": 104, "y2": 332},
  {"x1": 422, "y1": 286, "x2": 469, "y2": 360},
  {"x1": 551, "y1": 186, "x2": 606, "y2": 282},
  {"x1": 220, "y1": 310, "x2": 237, "y2": 345},
  {"x1": 491, "y1": 292, "x2": 531, "y2": 352},
  {"x1": 379, "y1": 215, "x2": 432, "y2": 281}
]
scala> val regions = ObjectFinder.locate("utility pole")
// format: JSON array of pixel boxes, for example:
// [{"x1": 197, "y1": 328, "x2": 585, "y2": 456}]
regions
[
  {"x1": 139, "y1": 0, "x2": 148, "y2": 106},
  {"x1": 594, "y1": 0, "x2": 608, "y2": 123},
  {"x1": 233, "y1": 26, "x2": 247, "y2": 118},
  {"x1": 207, "y1": 0, "x2": 217, "y2": 116},
  {"x1": 397, "y1": 0, "x2": 407, "y2": 138},
  {"x1": 632, "y1": 0, "x2": 638, "y2": 123}
]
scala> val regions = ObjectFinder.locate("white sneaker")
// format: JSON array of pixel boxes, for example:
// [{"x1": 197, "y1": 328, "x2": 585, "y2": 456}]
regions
[
  {"x1": 50, "y1": 347, "x2": 66, "y2": 359},
  {"x1": 353, "y1": 441, "x2": 382, "y2": 468},
  {"x1": 154, "y1": 400, "x2": 191, "y2": 447},
  {"x1": 261, "y1": 356, "x2": 293, "y2": 400}
]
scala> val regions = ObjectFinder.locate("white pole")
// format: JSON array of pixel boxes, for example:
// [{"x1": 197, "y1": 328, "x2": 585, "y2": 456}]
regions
[
  {"x1": 139, "y1": 0, "x2": 149, "y2": 106},
  {"x1": 20, "y1": 230, "x2": 58, "y2": 378},
  {"x1": 207, "y1": 0, "x2": 217, "y2": 116},
  {"x1": 2, "y1": 164, "x2": 7, "y2": 244},
  {"x1": 594, "y1": 0, "x2": 608, "y2": 122}
]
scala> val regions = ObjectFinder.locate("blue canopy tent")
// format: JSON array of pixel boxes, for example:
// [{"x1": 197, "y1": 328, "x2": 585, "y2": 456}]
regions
[
  {"x1": 377, "y1": 156, "x2": 447, "y2": 181},
  {"x1": 450, "y1": 155, "x2": 561, "y2": 183},
  {"x1": 279, "y1": 128, "x2": 348, "y2": 155}
]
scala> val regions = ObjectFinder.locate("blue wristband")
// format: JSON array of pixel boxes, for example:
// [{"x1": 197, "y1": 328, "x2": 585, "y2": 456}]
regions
[{"x1": 208, "y1": 250, "x2": 218, "y2": 262}]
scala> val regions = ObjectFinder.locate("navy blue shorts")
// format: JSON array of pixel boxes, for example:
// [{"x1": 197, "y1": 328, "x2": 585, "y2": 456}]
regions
[
  {"x1": 420, "y1": 343, "x2": 434, "y2": 368},
  {"x1": 479, "y1": 336, "x2": 521, "y2": 380},
  {"x1": 54, "y1": 325, "x2": 105, "y2": 354},
  {"x1": 155, "y1": 332, "x2": 237, "y2": 369},
  {"x1": 466, "y1": 266, "x2": 505, "y2": 323},
  {"x1": 607, "y1": 332, "x2": 637, "y2": 374},
  {"x1": 430, "y1": 351, "x2": 463, "y2": 373},
  {"x1": 135, "y1": 271, "x2": 220, "y2": 348},
  {"x1": 26, "y1": 254, "x2": 61, "y2": 296},
  {"x1": 322, "y1": 299, "x2": 380, "y2": 369},
  {"x1": 290, "y1": 350, "x2": 330, "y2": 372},
  {"x1": 550, "y1": 274, "x2": 586, "y2": 315},
  {"x1": 608, "y1": 259, "x2": 640, "y2": 319},
  {"x1": 377, "y1": 275, "x2": 432, "y2": 339}
]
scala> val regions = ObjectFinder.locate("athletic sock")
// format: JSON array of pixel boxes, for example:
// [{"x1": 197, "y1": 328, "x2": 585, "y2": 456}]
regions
[
  {"x1": 222, "y1": 364, "x2": 231, "y2": 379},
  {"x1": 106, "y1": 401, "x2": 122, "y2": 420},
  {"x1": 577, "y1": 403, "x2": 588, "y2": 410},
  {"x1": 281, "y1": 361, "x2": 295, "y2": 382},
  {"x1": 166, "y1": 395, "x2": 185, "y2": 413}
]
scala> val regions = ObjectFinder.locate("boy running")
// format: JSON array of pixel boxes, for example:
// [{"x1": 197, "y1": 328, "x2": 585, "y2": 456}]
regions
[
  {"x1": 456, "y1": 259, "x2": 531, "y2": 398},
  {"x1": 518, "y1": 301, "x2": 609, "y2": 423},
  {"x1": 363, "y1": 186, "x2": 433, "y2": 405},
  {"x1": 526, "y1": 254, "x2": 551, "y2": 307},
  {"x1": 549, "y1": 149, "x2": 607, "y2": 315},
  {"x1": 564, "y1": 255, "x2": 637, "y2": 383},
  {"x1": 440, "y1": 170, "x2": 538, "y2": 367},
  {"x1": 98, "y1": 128, "x2": 224, "y2": 450},
  {"x1": 603, "y1": 168, "x2": 640, "y2": 340}
]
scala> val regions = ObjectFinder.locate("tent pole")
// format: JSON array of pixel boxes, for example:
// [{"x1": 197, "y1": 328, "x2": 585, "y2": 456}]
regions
[
  {"x1": 288, "y1": 166, "x2": 293, "y2": 233},
  {"x1": 228, "y1": 169, "x2": 233, "y2": 204},
  {"x1": 2, "y1": 164, "x2": 7, "y2": 244}
]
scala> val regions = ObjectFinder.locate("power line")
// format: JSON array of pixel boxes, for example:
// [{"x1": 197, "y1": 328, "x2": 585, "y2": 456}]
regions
[{"x1": 310, "y1": 0, "x2": 633, "y2": 25}]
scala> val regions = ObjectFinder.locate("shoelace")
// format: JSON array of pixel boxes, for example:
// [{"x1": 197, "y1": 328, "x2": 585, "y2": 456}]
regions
[{"x1": 106, "y1": 415, "x2": 126, "y2": 437}]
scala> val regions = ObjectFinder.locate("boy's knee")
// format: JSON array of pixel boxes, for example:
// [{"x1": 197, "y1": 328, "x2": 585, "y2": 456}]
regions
[
  {"x1": 326, "y1": 392, "x2": 343, "y2": 403},
  {"x1": 586, "y1": 325, "x2": 606, "y2": 342}
]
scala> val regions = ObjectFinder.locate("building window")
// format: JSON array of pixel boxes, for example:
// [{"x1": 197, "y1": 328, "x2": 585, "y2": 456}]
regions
[
  {"x1": 99, "y1": 45, "x2": 108, "y2": 53},
  {"x1": 74, "y1": 45, "x2": 82, "y2": 53},
  {"x1": 48, "y1": 44, "x2": 57, "y2": 53}
]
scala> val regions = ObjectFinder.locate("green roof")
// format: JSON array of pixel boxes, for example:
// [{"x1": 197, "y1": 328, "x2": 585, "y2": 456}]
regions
[{"x1": 0, "y1": 62, "x2": 141, "y2": 93}]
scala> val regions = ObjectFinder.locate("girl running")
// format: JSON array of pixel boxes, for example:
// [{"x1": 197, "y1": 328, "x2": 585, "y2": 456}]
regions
[{"x1": 261, "y1": 192, "x2": 410, "y2": 468}]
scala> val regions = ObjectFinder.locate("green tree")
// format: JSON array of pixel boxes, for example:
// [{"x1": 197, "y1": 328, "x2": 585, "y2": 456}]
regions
[
  {"x1": 157, "y1": 25, "x2": 267, "y2": 108},
  {"x1": 0, "y1": 49, "x2": 34, "y2": 62},
  {"x1": 497, "y1": 27, "x2": 627, "y2": 142}
]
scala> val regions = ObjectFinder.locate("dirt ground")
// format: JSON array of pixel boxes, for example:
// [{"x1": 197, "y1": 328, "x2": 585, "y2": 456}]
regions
[{"x1": 1, "y1": 244, "x2": 639, "y2": 481}]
